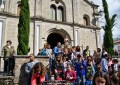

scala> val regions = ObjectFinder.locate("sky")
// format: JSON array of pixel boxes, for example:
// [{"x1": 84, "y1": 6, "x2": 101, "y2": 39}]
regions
[{"x1": 89, "y1": 0, "x2": 120, "y2": 39}]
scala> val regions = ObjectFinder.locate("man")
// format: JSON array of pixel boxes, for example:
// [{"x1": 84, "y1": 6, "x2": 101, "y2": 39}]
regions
[
  {"x1": 25, "y1": 54, "x2": 38, "y2": 85},
  {"x1": 83, "y1": 46, "x2": 90, "y2": 57},
  {"x1": 53, "y1": 42, "x2": 62, "y2": 57},
  {"x1": 1, "y1": 40, "x2": 16, "y2": 76},
  {"x1": 100, "y1": 54, "x2": 108, "y2": 73}
]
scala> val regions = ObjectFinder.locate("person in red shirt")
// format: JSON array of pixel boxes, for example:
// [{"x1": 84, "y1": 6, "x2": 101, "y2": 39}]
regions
[
  {"x1": 31, "y1": 62, "x2": 46, "y2": 85},
  {"x1": 65, "y1": 64, "x2": 76, "y2": 85}
]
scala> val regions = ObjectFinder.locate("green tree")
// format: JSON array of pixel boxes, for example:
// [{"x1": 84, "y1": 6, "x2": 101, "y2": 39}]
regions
[
  {"x1": 102, "y1": 0, "x2": 117, "y2": 55},
  {"x1": 17, "y1": 0, "x2": 30, "y2": 55}
]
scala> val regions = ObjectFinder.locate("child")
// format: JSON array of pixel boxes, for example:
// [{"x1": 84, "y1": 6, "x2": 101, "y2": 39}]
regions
[
  {"x1": 93, "y1": 71, "x2": 110, "y2": 85},
  {"x1": 31, "y1": 62, "x2": 46, "y2": 85},
  {"x1": 85, "y1": 74, "x2": 93, "y2": 85},
  {"x1": 63, "y1": 57, "x2": 68, "y2": 72},
  {"x1": 65, "y1": 64, "x2": 76, "y2": 84},
  {"x1": 86, "y1": 59, "x2": 95, "y2": 79}
]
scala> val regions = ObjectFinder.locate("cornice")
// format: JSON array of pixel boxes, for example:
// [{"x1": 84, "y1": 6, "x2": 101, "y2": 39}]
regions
[{"x1": 0, "y1": 12, "x2": 100, "y2": 30}]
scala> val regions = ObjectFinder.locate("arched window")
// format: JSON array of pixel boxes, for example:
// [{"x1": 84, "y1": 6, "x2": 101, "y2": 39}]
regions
[
  {"x1": 83, "y1": 15, "x2": 90, "y2": 26},
  {"x1": 17, "y1": 1, "x2": 21, "y2": 16},
  {"x1": 50, "y1": 5, "x2": 56, "y2": 20},
  {"x1": 57, "y1": 6, "x2": 64, "y2": 21}
]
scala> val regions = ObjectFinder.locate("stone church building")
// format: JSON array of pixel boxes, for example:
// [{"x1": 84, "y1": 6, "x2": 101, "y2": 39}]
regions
[{"x1": 0, "y1": 0, "x2": 101, "y2": 56}]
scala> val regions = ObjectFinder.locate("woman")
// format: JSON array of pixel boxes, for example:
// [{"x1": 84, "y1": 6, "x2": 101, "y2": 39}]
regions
[
  {"x1": 107, "y1": 57, "x2": 112, "y2": 67},
  {"x1": 53, "y1": 54, "x2": 64, "y2": 80},
  {"x1": 31, "y1": 62, "x2": 46, "y2": 85},
  {"x1": 38, "y1": 43, "x2": 48, "y2": 56},
  {"x1": 93, "y1": 71, "x2": 110, "y2": 85}
]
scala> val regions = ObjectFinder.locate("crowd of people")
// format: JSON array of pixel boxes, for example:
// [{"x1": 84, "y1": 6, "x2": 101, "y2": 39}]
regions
[
  {"x1": 1, "y1": 40, "x2": 120, "y2": 85},
  {"x1": 36, "y1": 42, "x2": 120, "y2": 85}
]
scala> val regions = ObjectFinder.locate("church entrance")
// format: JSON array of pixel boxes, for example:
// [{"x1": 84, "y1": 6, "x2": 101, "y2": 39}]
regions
[{"x1": 47, "y1": 33, "x2": 64, "y2": 49}]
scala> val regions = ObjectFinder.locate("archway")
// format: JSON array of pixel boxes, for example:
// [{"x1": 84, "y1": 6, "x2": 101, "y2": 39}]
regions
[{"x1": 47, "y1": 33, "x2": 64, "y2": 49}]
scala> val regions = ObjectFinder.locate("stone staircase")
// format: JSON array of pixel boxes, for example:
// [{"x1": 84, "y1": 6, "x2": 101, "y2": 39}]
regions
[{"x1": 0, "y1": 75, "x2": 14, "y2": 85}]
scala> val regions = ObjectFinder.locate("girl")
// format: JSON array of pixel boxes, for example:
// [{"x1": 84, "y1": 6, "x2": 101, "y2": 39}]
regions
[
  {"x1": 93, "y1": 71, "x2": 110, "y2": 85},
  {"x1": 31, "y1": 62, "x2": 46, "y2": 85},
  {"x1": 65, "y1": 64, "x2": 76, "y2": 85}
]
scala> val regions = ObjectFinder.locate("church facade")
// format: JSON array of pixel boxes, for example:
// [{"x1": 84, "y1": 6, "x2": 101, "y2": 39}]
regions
[{"x1": 0, "y1": 0, "x2": 101, "y2": 55}]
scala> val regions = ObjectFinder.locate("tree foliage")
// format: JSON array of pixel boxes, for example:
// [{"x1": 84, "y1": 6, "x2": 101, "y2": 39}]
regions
[
  {"x1": 17, "y1": 0, "x2": 30, "y2": 55},
  {"x1": 102, "y1": 0, "x2": 117, "y2": 55}
]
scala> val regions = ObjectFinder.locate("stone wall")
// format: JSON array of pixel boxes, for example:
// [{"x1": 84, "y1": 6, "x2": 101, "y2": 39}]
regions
[{"x1": 14, "y1": 56, "x2": 49, "y2": 85}]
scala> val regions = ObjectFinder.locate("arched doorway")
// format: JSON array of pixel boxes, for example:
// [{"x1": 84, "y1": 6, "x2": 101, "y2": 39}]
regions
[{"x1": 47, "y1": 33, "x2": 64, "y2": 49}]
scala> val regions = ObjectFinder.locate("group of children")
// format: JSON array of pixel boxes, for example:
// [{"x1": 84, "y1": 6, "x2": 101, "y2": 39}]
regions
[{"x1": 48, "y1": 45, "x2": 120, "y2": 85}]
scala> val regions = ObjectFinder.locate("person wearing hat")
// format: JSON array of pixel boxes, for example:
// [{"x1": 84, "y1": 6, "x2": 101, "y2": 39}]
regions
[{"x1": 1, "y1": 40, "x2": 16, "y2": 75}]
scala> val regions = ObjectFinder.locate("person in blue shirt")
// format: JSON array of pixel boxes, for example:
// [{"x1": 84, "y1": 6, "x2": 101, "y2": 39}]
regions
[
  {"x1": 86, "y1": 74, "x2": 93, "y2": 85},
  {"x1": 100, "y1": 54, "x2": 108, "y2": 73},
  {"x1": 53, "y1": 42, "x2": 62, "y2": 57},
  {"x1": 75, "y1": 54, "x2": 86, "y2": 85}
]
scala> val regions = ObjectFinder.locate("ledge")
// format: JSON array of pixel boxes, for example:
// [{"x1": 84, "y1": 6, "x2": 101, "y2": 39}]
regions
[{"x1": 0, "y1": 55, "x2": 49, "y2": 58}]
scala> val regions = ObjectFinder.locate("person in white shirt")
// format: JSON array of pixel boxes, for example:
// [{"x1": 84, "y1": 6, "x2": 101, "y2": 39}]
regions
[{"x1": 111, "y1": 59, "x2": 119, "y2": 73}]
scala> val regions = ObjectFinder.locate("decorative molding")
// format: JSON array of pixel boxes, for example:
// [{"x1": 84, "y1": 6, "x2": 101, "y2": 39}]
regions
[{"x1": 0, "y1": 12, "x2": 101, "y2": 30}]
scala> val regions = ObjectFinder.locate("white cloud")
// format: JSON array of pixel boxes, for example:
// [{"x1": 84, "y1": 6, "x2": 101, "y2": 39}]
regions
[{"x1": 89, "y1": 0, "x2": 120, "y2": 38}]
